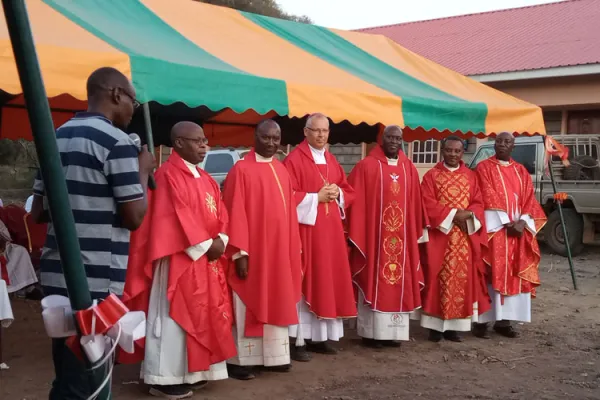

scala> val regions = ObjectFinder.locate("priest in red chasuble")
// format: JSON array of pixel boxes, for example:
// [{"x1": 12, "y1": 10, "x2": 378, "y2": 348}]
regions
[
  {"x1": 222, "y1": 120, "x2": 303, "y2": 380},
  {"x1": 347, "y1": 125, "x2": 427, "y2": 348},
  {"x1": 419, "y1": 136, "x2": 491, "y2": 343},
  {"x1": 473, "y1": 132, "x2": 546, "y2": 339},
  {"x1": 123, "y1": 122, "x2": 236, "y2": 399},
  {"x1": 283, "y1": 113, "x2": 357, "y2": 359}
]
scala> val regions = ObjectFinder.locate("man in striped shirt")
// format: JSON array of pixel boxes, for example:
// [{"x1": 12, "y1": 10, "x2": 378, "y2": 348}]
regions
[{"x1": 31, "y1": 67, "x2": 155, "y2": 399}]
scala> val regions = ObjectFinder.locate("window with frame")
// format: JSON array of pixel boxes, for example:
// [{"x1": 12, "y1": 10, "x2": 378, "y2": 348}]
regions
[{"x1": 410, "y1": 139, "x2": 440, "y2": 164}]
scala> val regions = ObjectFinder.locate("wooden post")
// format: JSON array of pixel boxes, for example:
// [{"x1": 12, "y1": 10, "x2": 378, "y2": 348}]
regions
[
  {"x1": 560, "y1": 110, "x2": 568, "y2": 134},
  {"x1": 360, "y1": 142, "x2": 367, "y2": 160}
]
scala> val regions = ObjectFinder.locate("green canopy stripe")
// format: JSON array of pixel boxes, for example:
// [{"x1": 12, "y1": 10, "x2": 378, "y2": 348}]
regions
[
  {"x1": 242, "y1": 12, "x2": 488, "y2": 133},
  {"x1": 43, "y1": 0, "x2": 289, "y2": 115}
]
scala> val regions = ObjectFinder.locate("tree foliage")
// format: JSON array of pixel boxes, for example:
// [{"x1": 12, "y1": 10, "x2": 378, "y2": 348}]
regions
[{"x1": 197, "y1": 0, "x2": 311, "y2": 23}]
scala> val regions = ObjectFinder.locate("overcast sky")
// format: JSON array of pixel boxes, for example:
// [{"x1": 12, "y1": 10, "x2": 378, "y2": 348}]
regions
[{"x1": 277, "y1": 0, "x2": 563, "y2": 29}]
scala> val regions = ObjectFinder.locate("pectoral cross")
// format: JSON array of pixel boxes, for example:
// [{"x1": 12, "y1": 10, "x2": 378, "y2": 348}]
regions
[{"x1": 245, "y1": 342, "x2": 255, "y2": 355}]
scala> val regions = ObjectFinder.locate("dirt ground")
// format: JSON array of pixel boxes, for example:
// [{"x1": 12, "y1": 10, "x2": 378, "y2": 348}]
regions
[{"x1": 1, "y1": 245, "x2": 599, "y2": 400}]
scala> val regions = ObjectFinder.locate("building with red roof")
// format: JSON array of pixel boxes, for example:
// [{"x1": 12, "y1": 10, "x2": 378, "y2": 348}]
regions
[{"x1": 361, "y1": 0, "x2": 600, "y2": 165}]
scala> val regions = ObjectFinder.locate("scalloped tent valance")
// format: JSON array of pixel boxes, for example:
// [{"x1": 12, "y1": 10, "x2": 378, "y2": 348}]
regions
[{"x1": 0, "y1": 0, "x2": 545, "y2": 146}]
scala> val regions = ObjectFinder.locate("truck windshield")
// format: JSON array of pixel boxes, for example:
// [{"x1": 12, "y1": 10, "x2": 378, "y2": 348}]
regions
[
  {"x1": 204, "y1": 153, "x2": 234, "y2": 174},
  {"x1": 470, "y1": 144, "x2": 536, "y2": 174}
]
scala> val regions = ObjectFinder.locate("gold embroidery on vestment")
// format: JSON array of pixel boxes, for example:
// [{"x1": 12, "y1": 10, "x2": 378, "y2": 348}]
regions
[{"x1": 206, "y1": 193, "x2": 217, "y2": 216}]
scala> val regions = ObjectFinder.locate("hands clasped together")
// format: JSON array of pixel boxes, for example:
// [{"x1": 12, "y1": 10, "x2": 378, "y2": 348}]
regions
[
  {"x1": 452, "y1": 210, "x2": 473, "y2": 233},
  {"x1": 505, "y1": 220, "x2": 527, "y2": 238},
  {"x1": 318, "y1": 184, "x2": 340, "y2": 203}
]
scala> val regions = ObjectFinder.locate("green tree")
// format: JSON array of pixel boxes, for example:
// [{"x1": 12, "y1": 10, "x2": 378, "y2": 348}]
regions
[{"x1": 197, "y1": 0, "x2": 311, "y2": 23}]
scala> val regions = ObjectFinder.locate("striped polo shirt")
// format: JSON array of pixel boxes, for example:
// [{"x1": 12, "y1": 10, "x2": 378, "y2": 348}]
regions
[{"x1": 33, "y1": 112, "x2": 144, "y2": 300}]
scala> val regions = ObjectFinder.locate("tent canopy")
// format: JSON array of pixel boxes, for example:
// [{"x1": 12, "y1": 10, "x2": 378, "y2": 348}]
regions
[{"x1": 0, "y1": 0, "x2": 545, "y2": 146}]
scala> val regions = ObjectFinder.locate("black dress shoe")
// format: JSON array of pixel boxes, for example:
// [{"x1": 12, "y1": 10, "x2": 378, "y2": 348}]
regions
[
  {"x1": 443, "y1": 330, "x2": 464, "y2": 342},
  {"x1": 227, "y1": 364, "x2": 256, "y2": 380},
  {"x1": 428, "y1": 330, "x2": 443, "y2": 342},
  {"x1": 185, "y1": 380, "x2": 207, "y2": 390},
  {"x1": 382, "y1": 340, "x2": 402, "y2": 348},
  {"x1": 362, "y1": 338, "x2": 384, "y2": 349},
  {"x1": 307, "y1": 341, "x2": 338, "y2": 355},
  {"x1": 149, "y1": 384, "x2": 193, "y2": 399},
  {"x1": 291, "y1": 344, "x2": 311, "y2": 362},
  {"x1": 493, "y1": 324, "x2": 520, "y2": 338},
  {"x1": 263, "y1": 364, "x2": 292, "y2": 373},
  {"x1": 472, "y1": 323, "x2": 491, "y2": 339}
]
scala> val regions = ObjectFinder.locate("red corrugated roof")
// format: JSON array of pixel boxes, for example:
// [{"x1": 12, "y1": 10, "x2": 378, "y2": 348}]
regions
[{"x1": 359, "y1": 0, "x2": 600, "y2": 76}]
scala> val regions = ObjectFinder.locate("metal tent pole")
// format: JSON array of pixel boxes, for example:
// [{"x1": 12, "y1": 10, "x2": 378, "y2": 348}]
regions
[
  {"x1": 546, "y1": 145, "x2": 578, "y2": 290},
  {"x1": 1, "y1": 1, "x2": 110, "y2": 397},
  {"x1": 142, "y1": 102, "x2": 155, "y2": 154}
]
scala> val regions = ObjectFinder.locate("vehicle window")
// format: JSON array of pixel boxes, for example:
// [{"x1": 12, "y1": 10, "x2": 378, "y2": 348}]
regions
[
  {"x1": 511, "y1": 144, "x2": 536, "y2": 174},
  {"x1": 469, "y1": 144, "x2": 536, "y2": 174},
  {"x1": 204, "y1": 154, "x2": 234, "y2": 174},
  {"x1": 469, "y1": 147, "x2": 495, "y2": 169}
]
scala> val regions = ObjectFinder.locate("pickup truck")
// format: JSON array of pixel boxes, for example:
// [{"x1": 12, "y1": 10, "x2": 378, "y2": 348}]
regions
[
  {"x1": 469, "y1": 134, "x2": 600, "y2": 257},
  {"x1": 201, "y1": 148, "x2": 288, "y2": 188}
]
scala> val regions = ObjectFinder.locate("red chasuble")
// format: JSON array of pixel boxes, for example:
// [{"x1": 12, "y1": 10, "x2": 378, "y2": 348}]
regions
[
  {"x1": 347, "y1": 146, "x2": 425, "y2": 313},
  {"x1": 222, "y1": 149, "x2": 302, "y2": 337},
  {"x1": 475, "y1": 157, "x2": 547, "y2": 297},
  {"x1": 420, "y1": 162, "x2": 491, "y2": 320},
  {"x1": 121, "y1": 152, "x2": 236, "y2": 371},
  {"x1": 282, "y1": 140, "x2": 357, "y2": 319}
]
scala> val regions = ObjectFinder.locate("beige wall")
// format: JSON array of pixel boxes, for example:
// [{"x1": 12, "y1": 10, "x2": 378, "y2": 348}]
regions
[{"x1": 488, "y1": 75, "x2": 600, "y2": 109}]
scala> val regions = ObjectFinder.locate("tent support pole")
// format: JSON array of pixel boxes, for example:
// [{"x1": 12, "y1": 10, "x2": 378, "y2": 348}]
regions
[
  {"x1": 547, "y1": 155, "x2": 578, "y2": 290},
  {"x1": 1, "y1": 0, "x2": 110, "y2": 398},
  {"x1": 143, "y1": 102, "x2": 155, "y2": 155}
]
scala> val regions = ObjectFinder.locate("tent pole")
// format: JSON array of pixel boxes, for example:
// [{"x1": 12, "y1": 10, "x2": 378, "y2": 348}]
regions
[
  {"x1": 547, "y1": 153, "x2": 578, "y2": 290},
  {"x1": 142, "y1": 102, "x2": 155, "y2": 155},
  {"x1": 1, "y1": 0, "x2": 110, "y2": 398}
]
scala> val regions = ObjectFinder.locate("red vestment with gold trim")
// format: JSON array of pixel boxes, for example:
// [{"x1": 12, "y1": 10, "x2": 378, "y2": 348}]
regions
[
  {"x1": 347, "y1": 146, "x2": 425, "y2": 313},
  {"x1": 121, "y1": 152, "x2": 236, "y2": 372},
  {"x1": 475, "y1": 157, "x2": 546, "y2": 297},
  {"x1": 222, "y1": 149, "x2": 303, "y2": 336},
  {"x1": 283, "y1": 141, "x2": 357, "y2": 319},
  {"x1": 420, "y1": 162, "x2": 491, "y2": 320}
]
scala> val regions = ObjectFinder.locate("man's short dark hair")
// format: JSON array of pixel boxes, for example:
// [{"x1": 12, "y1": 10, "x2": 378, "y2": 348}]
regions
[
  {"x1": 441, "y1": 135, "x2": 465, "y2": 150},
  {"x1": 86, "y1": 67, "x2": 130, "y2": 99},
  {"x1": 255, "y1": 119, "x2": 280, "y2": 136}
]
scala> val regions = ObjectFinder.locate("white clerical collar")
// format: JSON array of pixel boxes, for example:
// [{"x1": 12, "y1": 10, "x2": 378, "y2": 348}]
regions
[
  {"x1": 183, "y1": 158, "x2": 201, "y2": 178},
  {"x1": 443, "y1": 163, "x2": 460, "y2": 172},
  {"x1": 308, "y1": 144, "x2": 327, "y2": 165},
  {"x1": 386, "y1": 157, "x2": 398, "y2": 166},
  {"x1": 497, "y1": 159, "x2": 510, "y2": 166},
  {"x1": 255, "y1": 153, "x2": 273, "y2": 163}
]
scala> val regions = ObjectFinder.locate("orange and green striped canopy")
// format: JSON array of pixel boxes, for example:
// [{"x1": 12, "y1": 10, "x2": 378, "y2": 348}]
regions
[{"x1": 0, "y1": 0, "x2": 545, "y2": 141}]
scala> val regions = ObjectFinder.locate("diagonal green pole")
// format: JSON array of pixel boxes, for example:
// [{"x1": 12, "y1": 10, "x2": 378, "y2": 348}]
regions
[
  {"x1": 142, "y1": 102, "x2": 155, "y2": 156},
  {"x1": 1, "y1": 0, "x2": 110, "y2": 398},
  {"x1": 546, "y1": 139, "x2": 578, "y2": 290}
]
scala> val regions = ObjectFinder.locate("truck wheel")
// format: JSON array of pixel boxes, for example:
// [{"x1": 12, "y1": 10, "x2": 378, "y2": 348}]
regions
[{"x1": 544, "y1": 209, "x2": 584, "y2": 257}]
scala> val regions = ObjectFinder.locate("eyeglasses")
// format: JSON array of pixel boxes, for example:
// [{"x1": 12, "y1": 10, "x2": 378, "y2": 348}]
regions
[
  {"x1": 177, "y1": 137, "x2": 209, "y2": 145},
  {"x1": 120, "y1": 90, "x2": 140, "y2": 110},
  {"x1": 99, "y1": 85, "x2": 140, "y2": 109},
  {"x1": 305, "y1": 127, "x2": 330, "y2": 134}
]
